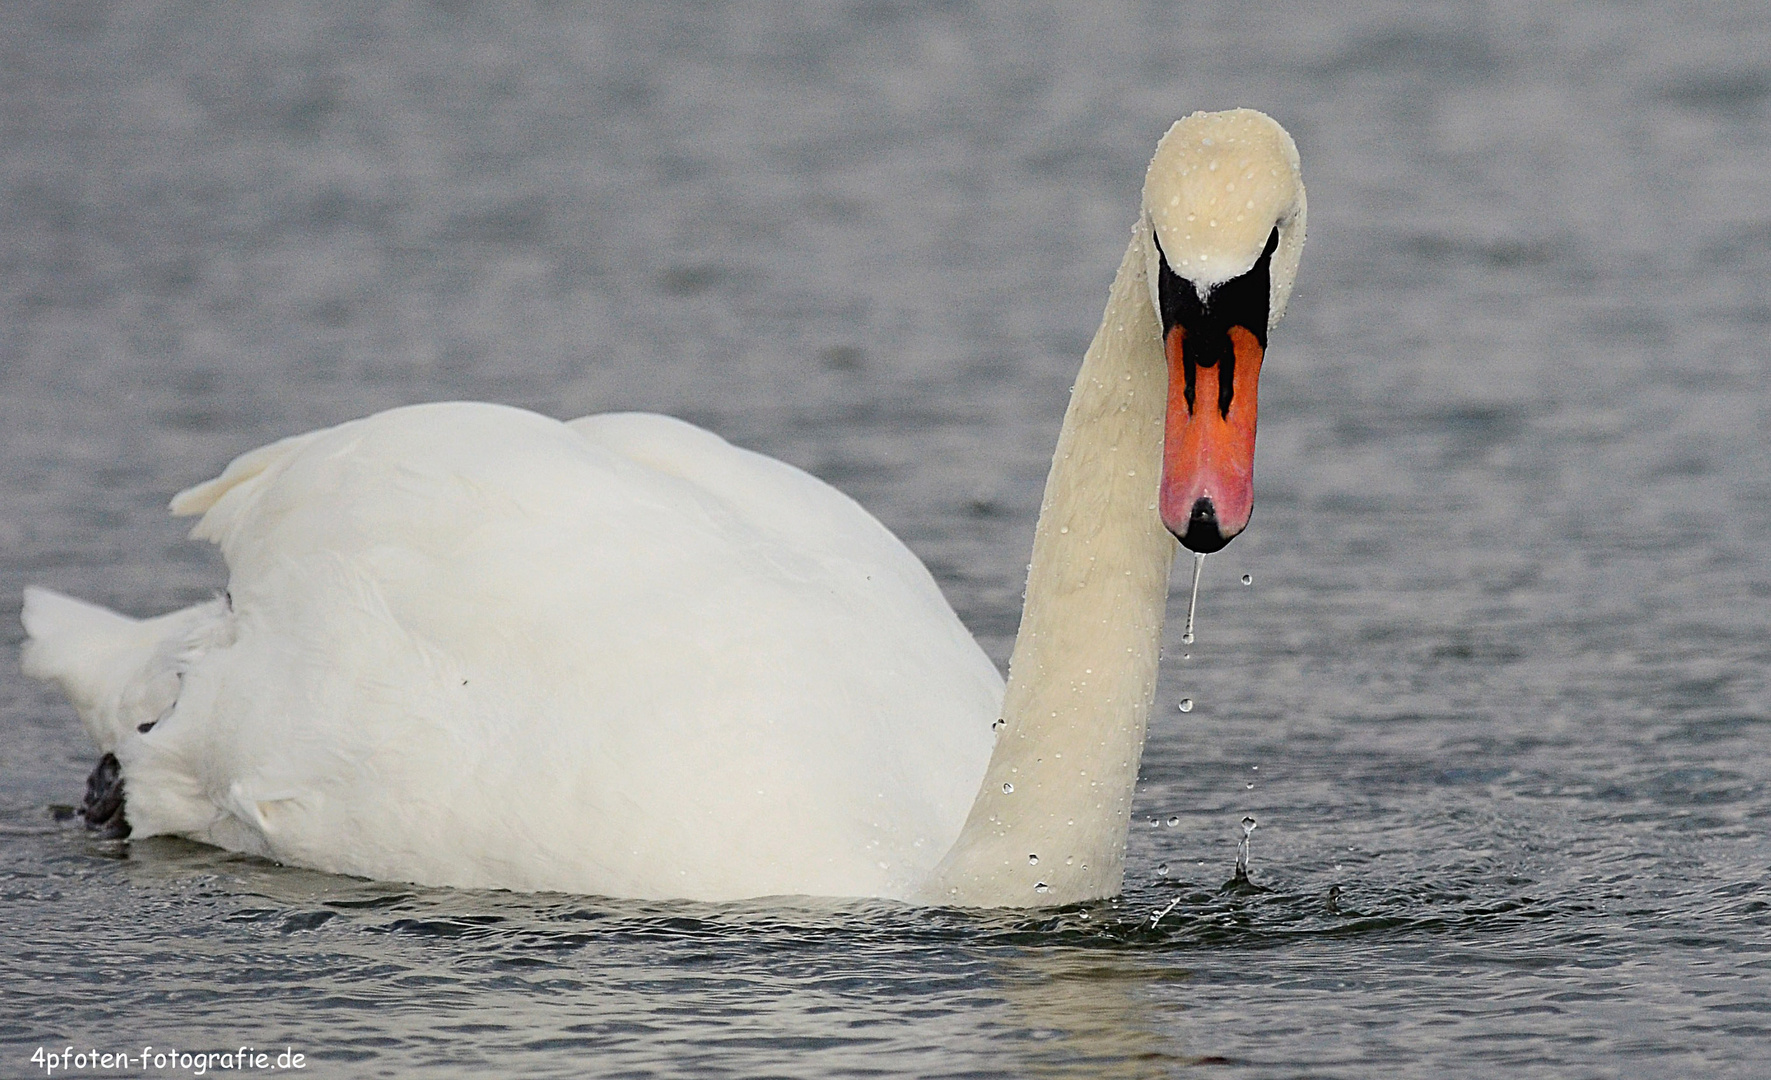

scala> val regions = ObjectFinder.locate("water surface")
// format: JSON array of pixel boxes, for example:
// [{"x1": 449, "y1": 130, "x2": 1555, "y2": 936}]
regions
[{"x1": 3, "y1": 2, "x2": 1769, "y2": 1076}]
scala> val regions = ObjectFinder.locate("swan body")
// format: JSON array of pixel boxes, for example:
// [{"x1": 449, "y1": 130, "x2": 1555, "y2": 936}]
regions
[
  {"x1": 25, "y1": 406, "x2": 1000, "y2": 900},
  {"x1": 22, "y1": 110, "x2": 1305, "y2": 907}
]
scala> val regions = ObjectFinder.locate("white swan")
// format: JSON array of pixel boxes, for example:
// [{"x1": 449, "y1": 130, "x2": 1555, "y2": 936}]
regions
[{"x1": 21, "y1": 109, "x2": 1305, "y2": 908}]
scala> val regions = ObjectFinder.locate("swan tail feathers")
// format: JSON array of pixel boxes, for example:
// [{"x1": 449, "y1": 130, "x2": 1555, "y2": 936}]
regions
[
  {"x1": 21, "y1": 587, "x2": 143, "y2": 751},
  {"x1": 20, "y1": 586, "x2": 230, "y2": 754}
]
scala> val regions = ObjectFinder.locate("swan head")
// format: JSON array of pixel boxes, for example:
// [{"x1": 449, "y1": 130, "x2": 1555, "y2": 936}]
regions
[{"x1": 1140, "y1": 109, "x2": 1306, "y2": 552}]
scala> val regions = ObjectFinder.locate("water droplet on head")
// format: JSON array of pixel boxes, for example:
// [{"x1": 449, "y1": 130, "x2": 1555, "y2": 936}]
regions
[
  {"x1": 991, "y1": 718, "x2": 1004, "y2": 732},
  {"x1": 1157, "y1": 863, "x2": 1170, "y2": 876},
  {"x1": 1178, "y1": 698, "x2": 1193, "y2": 713},
  {"x1": 1002, "y1": 782, "x2": 1014, "y2": 794},
  {"x1": 1242, "y1": 815, "x2": 1257, "y2": 835},
  {"x1": 1028, "y1": 853, "x2": 1039, "y2": 865},
  {"x1": 1241, "y1": 574, "x2": 1252, "y2": 585},
  {"x1": 1181, "y1": 632, "x2": 1194, "y2": 645}
]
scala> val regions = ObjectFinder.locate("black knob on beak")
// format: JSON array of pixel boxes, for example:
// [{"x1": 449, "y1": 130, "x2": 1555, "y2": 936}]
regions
[{"x1": 1176, "y1": 496, "x2": 1231, "y2": 554}]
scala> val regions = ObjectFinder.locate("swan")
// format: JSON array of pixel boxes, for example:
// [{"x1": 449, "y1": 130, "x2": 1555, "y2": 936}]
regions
[{"x1": 21, "y1": 109, "x2": 1305, "y2": 908}]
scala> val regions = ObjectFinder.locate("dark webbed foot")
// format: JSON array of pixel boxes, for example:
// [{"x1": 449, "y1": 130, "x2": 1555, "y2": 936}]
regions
[{"x1": 80, "y1": 753, "x2": 130, "y2": 839}]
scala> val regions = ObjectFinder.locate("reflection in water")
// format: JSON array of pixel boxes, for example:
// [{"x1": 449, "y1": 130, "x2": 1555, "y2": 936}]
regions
[{"x1": 993, "y1": 949, "x2": 1208, "y2": 1078}]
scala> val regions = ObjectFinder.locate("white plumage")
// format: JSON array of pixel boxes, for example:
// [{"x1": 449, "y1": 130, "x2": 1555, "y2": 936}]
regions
[
  {"x1": 27, "y1": 404, "x2": 1001, "y2": 901},
  {"x1": 22, "y1": 109, "x2": 1306, "y2": 907}
]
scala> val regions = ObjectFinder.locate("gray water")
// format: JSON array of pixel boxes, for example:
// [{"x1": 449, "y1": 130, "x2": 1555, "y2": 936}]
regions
[{"x1": 3, "y1": 2, "x2": 1769, "y2": 1076}]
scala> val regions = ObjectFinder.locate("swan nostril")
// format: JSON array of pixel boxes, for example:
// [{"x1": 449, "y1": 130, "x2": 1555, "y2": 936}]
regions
[{"x1": 1176, "y1": 497, "x2": 1231, "y2": 554}]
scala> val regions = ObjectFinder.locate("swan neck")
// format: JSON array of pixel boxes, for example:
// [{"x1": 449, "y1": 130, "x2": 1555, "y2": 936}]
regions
[{"x1": 924, "y1": 224, "x2": 1176, "y2": 907}]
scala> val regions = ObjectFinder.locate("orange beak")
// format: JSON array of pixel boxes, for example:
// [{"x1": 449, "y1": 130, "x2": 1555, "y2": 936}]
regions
[{"x1": 1160, "y1": 323, "x2": 1263, "y2": 551}]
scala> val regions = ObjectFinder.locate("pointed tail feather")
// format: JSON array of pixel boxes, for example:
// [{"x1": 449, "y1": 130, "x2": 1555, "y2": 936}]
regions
[{"x1": 20, "y1": 587, "x2": 225, "y2": 753}]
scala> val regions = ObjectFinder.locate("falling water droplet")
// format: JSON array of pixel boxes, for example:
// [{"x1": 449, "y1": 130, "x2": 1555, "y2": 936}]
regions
[
  {"x1": 1183, "y1": 551, "x2": 1205, "y2": 646},
  {"x1": 1156, "y1": 863, "x2": 1170, "y2": 876},
  {"x1": 1166, "y1": 815, "x2": 1180, "y2": 827},
  {"x1": 1034, "y1": 881, "x2": 1050, "y2": 893},
  {"x1": 1241, "y1": 573, "x2": 1252, "y2": 586},
  {"x1": 1002, "y1": 782, "x2": 1014, "y2": 794},
  {"x1": 1178, "y1": 698, "x2": 1193, "y2": 713},
  {"x1": 1246, "y1": 781, "x2": 1255, "y2": 789},
  {"x1": 1028, "y1": 853, "x2": 1039, "y2": 865}
]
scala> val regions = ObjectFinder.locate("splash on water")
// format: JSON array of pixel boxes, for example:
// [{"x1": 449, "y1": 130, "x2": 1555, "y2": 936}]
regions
[
  {"x1": 1149, "y1": 894, "x2": 1183, "y2": 928},
  {"x1": 1234, "y1": 815, "x2": 1257, "y2": 883}
]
